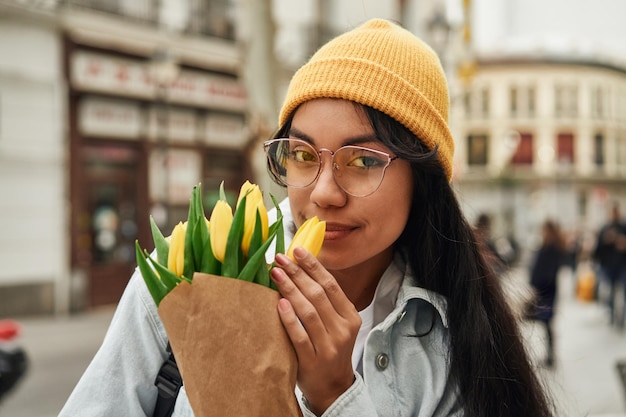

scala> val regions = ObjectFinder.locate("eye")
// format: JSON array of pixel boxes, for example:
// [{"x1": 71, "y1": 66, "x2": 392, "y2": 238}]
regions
[
  {"x1": 343, "y1": 149, "x2": 387, "y2": 168},
  {"x1": 290, "y1": 148, "x2": 318, "y2": 163},
  {"x1": 349, "y1": 155, "x2": 385, "y2": 168}
]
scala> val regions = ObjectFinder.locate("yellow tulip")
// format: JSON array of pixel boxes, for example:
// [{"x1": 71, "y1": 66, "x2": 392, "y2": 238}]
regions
[
  {"x1": 168, "y1": 221, "x2": 187, "y2": 276},
  {"x1": 237, "y1": 181, "x2": 269, "y2": 255},
  {"x1": 210, "y1": 199, "x2": 233, "y2": 262},
  {"x1": 286, "y1": 217, "x2": 326, "y2": 261}
]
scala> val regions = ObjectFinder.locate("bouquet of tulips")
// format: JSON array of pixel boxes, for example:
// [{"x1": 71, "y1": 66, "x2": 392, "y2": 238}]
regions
[{"x1": 135, "y1": 181, "x2": 325, "y2": 417}]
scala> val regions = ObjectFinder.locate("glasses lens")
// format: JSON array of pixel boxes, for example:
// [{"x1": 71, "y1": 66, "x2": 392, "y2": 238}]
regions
[
  {"x1": 265, "y1": 139, "x2": 320, "y2": 188},
  {"x1": 264, "y1": 139, "x2": 393, "y2": 197},
  {"x1": 333, "y1": 146, "x2": 391, "y2": 197}
]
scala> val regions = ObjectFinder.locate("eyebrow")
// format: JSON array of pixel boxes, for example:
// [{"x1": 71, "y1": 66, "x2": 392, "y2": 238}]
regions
[{"x1": 287, "y1": 127, "x2": 380, "y2": 147}]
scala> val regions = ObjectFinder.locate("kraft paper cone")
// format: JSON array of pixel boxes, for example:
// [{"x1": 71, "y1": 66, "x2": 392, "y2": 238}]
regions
[{"x1": 158, "y1": 273, "x2": 303, "y2": 417}]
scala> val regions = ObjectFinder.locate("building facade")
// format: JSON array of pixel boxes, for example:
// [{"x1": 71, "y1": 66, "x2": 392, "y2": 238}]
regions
[
  {"x1": 451, "y1": 55, "x2": 626, "y2": 253},
  {"x1": 0, "y1": 0, "x2": 252, "y2": 315}
]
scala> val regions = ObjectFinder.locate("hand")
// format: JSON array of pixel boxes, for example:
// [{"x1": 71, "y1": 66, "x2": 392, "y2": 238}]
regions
[{"x1": 271, "y1": 248, "x2": 361, "y2": 416}]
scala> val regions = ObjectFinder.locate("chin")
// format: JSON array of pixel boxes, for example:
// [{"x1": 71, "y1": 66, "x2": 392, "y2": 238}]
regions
[{"x1": 317, "y1": 250, "x2": 357, "y2": 272}]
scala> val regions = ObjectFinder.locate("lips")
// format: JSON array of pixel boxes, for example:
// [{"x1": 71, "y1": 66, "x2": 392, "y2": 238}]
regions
[{"x1": 322, "y1": 222, "x2": 357, "y2": 241}]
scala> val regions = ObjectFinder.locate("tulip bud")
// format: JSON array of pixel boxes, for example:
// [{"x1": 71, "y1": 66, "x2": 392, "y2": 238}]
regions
[
  {"x1": 286, "y1": 217, "x2": 326, "y2": 260},
  {"x1": 210, "y1": 200, "x2": 233, "y2": 262},
  {"x1": 168, "y1": 221, "x2": 187, "y2": 276},
  {"x1": 237, "y1": 181, "x2": 269, "y2": 255}
]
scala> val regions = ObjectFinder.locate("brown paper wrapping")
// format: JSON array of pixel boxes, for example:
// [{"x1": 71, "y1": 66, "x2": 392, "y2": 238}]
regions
[{"x1": 158, "y1": 273, "x2": 303, "y2": 417}]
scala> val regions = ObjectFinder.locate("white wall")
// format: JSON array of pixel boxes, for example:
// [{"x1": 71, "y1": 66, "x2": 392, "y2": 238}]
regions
[{"x1": 0, "y1": 18, "x2": 67, "y2": 309}]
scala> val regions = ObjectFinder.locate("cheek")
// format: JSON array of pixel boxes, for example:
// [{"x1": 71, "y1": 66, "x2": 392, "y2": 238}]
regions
[
  {"x1": 363, "y1": 179, "x2": 412, "y2": 238},
  {"x1": 377, "y1": 171, "x2": 413, "y2": 236},
  {"x1": 287, "y1": 188, "x2": 308, "y2": 224},
  {"x1": 377, "y1": 193, "x2": 411, "y2": 238}
]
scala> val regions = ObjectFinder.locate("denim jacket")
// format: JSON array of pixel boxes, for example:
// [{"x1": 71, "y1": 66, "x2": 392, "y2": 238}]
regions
[{"x1": 59, "y1": 199, "x2": 462, "y2": 417}]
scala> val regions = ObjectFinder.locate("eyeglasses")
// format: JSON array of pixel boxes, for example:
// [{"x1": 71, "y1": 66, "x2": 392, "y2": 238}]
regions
[{"x1": 263, "y1": 138, "x2": 398, "y2": 197}]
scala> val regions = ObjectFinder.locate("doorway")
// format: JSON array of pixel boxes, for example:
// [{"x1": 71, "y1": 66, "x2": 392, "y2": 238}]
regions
[{"x1": 80, "y1": 142, "x2": 146, "y2": 306}]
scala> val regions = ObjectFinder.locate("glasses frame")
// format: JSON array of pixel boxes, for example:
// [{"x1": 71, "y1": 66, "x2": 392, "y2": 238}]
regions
[{"x1": 263, "y1": 138, "x2": 398, "y2": 197}]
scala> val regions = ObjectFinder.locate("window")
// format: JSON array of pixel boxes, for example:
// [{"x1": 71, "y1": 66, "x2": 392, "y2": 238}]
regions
[
  {"x1": 510, "y1": 85, "x2": 535, "y2": 118},
  {"x1": 618, "y1": 133, "x2": 626, "y2": 166},
  {"x1": 594, "y1": 133, "x2": 605, "y2": 166},
  {"x1": 528, "y1": 87, "x2": 536, "y2": 117},
  {"x1": 555, "y1": 85, "x2": 578, "y2": 117},
  {"x1": 510, "y1": 87, "x2": 518, "y2": 116},
  {"x1": 556, "y1": 133, "x2": 575, "y2": 166},
  {"x1": 188, "y1": 0, "x2": 236, "y2": 39},
  {"x1": 591, "y1": 86, "x2": 605, "y2": 118},
  {"x1": 510, "y1": 132, "x2": 534, "y2": 165},
  {"x1": 467, "y1": 134, "x2": 488, "y2": 166},
  {"x1": 463, "y1": 91, "x2": 472, "y2": 118},
  {"x1": 480, "y1": 88, "x2": 490, "y2": 117}
]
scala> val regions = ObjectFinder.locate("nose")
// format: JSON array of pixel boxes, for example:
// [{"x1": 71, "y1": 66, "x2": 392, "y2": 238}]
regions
[{"x1": 309, "y1": 151, "x2": 347, "y2": 208}]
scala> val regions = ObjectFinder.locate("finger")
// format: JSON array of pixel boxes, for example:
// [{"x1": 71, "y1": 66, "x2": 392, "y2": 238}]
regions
[
  {"x1": 276, "y1": 297, "x2": 316, "y2": 360},
  {"x1": 270, "y1": 265, "x2": 330, "y2": 337},
  {"x1": 274, "y1": 253, "x2": 341, "y2": 326},
  {"x1": 292, "y1": 248, "x2": 359, "y2": 319},
  {"x1": 274, "y1": 253, "x2": 359, "y2": 342}
]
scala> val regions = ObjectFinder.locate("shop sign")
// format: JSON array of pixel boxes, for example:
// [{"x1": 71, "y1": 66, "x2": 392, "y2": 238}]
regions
[
  {"x1": 71, "y1": 51, "x2": 248, "y2": 111},
  {"x1": 167, "y1": 71, "x2": 248, "y2": 112},
  {"x1": 72, "y1": 52, "x2": 151, "y2": 99},
  {"x1": 78, "y1": 97, "x2": 142, "y2": 139},
  {"x1": 147, "y1": 107, "x2": 198, "y2": 143},
  {"x1": 204, "y1": 113, "x2": 248, "y2": 148}
]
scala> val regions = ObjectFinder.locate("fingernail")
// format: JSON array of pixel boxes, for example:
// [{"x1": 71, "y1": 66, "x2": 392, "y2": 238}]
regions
[
  {"x1": 278, "y1": 298, "x2": 291, "y2": 313},
  {"x1": 274, "y1": 253, "x2": 289, "y2": 266},
  {"x1": 293, "y1": 247, "x2": 307, "y2": 259},
  {"x1": 270, "y1": 267, "x2": 285, "y2": 283}
]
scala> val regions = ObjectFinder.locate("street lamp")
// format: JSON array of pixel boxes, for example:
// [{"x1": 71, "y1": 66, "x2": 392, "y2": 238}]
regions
[
  {"x1": 427, "y1": 9, "x2": 451, "y2": 72},
  {"x1": 148, "y1": 49, "x2": 179, "y2": 230},
  {"x1": 498, "y1": 130, "x2": 521, "y2": 241}
]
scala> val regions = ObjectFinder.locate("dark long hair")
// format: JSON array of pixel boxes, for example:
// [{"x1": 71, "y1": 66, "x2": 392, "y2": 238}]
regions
[{"x1": 272, "y1": 103, "x2": 555, "y2": 416}]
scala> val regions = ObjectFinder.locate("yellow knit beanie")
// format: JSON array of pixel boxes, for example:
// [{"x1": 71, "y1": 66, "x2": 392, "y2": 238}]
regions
[{"x1": 279, "y1": 18, "x2": 454, "y2": 181}]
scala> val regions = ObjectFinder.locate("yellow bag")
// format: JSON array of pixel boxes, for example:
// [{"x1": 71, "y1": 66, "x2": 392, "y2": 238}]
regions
[{"x1": 576, "y1": 269, "x2": 596, "y2": 302}]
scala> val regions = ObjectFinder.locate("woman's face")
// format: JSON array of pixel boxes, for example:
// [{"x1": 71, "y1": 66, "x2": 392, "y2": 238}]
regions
[{"x1": 287, "y1": 98, "x2": 413, "y2": 276}]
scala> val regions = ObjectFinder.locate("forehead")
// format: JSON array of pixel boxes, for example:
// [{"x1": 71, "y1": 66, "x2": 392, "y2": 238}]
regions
[{"x1": 290, "y1": 99, "x2": 377, "y2": 147}]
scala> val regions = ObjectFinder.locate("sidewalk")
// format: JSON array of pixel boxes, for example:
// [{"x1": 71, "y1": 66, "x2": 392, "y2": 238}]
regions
[
  {"x1": 517, "y1": 269, "x2": 626, "y2": 417},
  {"x1": 0, "y1": 270, "x2": 625, "y2": 417},
  {"x1": 0, "y1": 306, "x2": 116, "y2": 417}
]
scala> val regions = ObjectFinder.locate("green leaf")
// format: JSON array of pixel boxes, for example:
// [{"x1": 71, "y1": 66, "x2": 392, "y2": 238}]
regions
[
  {"x1": 247, "y1": 210, "x2": 264, "y2": 260},
  {"x1": 200, "y1": 234, "x2": 221, "y2": 275},
  {"x1": 150, "y1": 216, "x2": 169, "y2": 267},
  {"x1": 183, "y1": 185, "x2": 200, "y2": 279},
  {"x1": 146, "y1": 252, "x2": 184, "y2": 290},
  {"x1": 135, "y1": 241, "x2": 168, "y2": 306},
  {"x1": 222, "y1": 195, "x2": 245, "y2": 278},
  {"x1": 218, "y1": 181, "x2": 227, "y2": 202},
  {"x1": 238, "y1": 224, "x2": 278, "y2": 285},
  {"x1": 270, "y1": 194, "x2": 285, "y2": 256},
  {"x1": 254, "y1": 263, "x2": 270, "y2": 287}
]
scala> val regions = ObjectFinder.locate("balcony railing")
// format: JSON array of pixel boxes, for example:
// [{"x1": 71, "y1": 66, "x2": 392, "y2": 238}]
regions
[{"x1": 58, "y1": 0, "x2": 235, "y2": 40}]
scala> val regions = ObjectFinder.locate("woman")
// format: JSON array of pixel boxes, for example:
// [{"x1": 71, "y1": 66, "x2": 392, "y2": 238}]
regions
[
  {"x1": 529, "y1": 220, "x2": 565, "y2": 368},
  {"x1": 60, "y1": 19, "x2": 554, "y2": 416}
]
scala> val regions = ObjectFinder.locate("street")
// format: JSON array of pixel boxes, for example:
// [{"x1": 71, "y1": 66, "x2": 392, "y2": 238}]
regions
[{"x1": 0, "y1": 270, "x2": 625, "y2": 417}]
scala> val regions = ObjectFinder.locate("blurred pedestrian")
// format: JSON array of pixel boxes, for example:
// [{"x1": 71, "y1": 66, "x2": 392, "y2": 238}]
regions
[
  {"x1": 592, "y1": 203, "x2": 626, "y2": 327},
  {"x1": 474, "y1": 213, "x2": 507, "y2": 274},
  {"x1": 528, "y1": 220, "x2": 565, "y2": 368}
]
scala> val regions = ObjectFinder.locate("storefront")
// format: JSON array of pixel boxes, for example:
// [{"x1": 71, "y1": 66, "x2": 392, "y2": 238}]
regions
[{"x1": 66, "y1": 41, "x2": 250, "y2": 307}]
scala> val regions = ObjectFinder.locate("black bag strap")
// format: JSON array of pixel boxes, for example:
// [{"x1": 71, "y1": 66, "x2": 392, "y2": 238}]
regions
[{"x1": 153, "y1": 343, "x2": 182, "y2": 417}]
